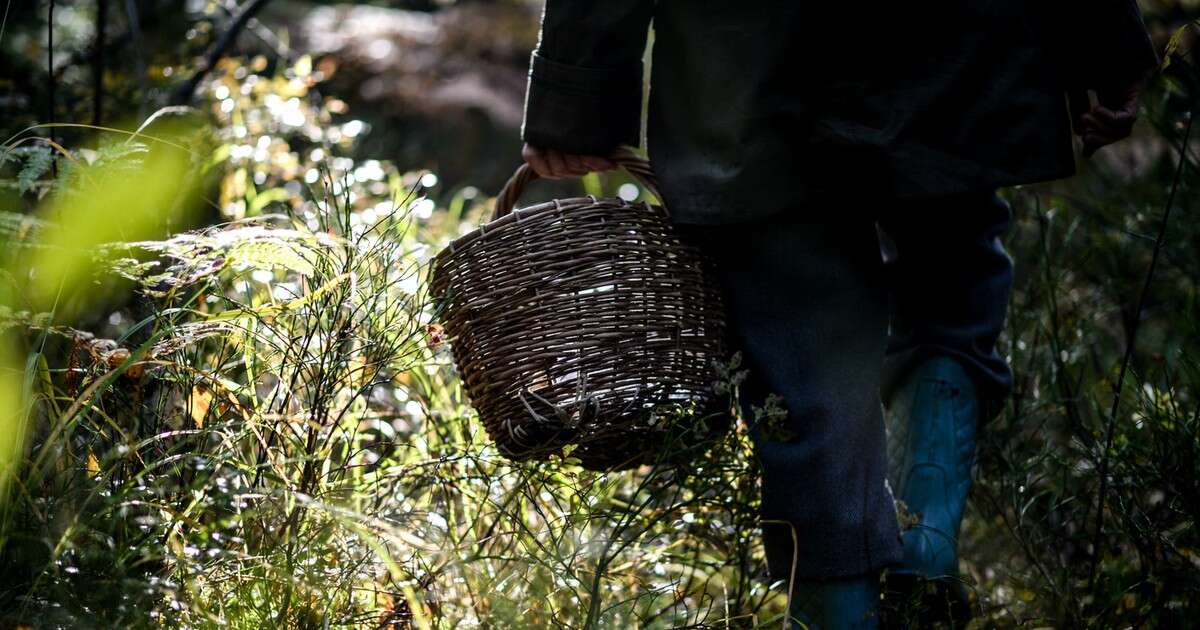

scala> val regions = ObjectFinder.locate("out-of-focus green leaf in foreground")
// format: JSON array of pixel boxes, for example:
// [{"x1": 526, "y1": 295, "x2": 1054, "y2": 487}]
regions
[
  {"x1": 0, "y1": 123, "x2": 205, "y2": 514},
  {"x1": 28, "y1": 138, "x2": 203, "y2": 314},
  {"x1": 0, "y1": 337, "x2": 27, "y2": 511}
]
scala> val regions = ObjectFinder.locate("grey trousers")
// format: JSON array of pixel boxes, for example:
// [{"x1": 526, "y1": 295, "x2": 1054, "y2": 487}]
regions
[{"x1": 674, "y1": 190, "x2": 1015, "y2": 580}]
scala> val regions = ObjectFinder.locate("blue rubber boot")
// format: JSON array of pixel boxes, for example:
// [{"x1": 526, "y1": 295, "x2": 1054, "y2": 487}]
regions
[
  {"x1": 789, "y1": 574, "x2": 881, "y2": 630},
  {"x1": 884, "y1": 356, "x2": 979, "y2": 623}
]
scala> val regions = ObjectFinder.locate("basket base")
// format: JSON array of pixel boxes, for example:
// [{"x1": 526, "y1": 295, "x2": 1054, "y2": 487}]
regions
[{"x1": 496, "y1": 400, "x2": 733, "y2": 472}]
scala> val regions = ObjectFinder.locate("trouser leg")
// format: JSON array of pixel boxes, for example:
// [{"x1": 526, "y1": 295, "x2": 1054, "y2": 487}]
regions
[
  {"x1": 877, "y1": 190, "x2": 1016, "y2": 419},
  {"x1": 676, "y1": 207, "x2": 903, "y2": 582},
  {"x1": 874, "y1": 190, "x2": 1015, "y2": 624}
]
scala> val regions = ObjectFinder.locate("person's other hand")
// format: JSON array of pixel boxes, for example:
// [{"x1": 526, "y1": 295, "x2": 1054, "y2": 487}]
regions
[
  {"x1": 522, "y1": 143, "x2": 618, "y2": 179},
  {"x1": 1071, "y1": 73, "x2": 1149, "y2": 158}
]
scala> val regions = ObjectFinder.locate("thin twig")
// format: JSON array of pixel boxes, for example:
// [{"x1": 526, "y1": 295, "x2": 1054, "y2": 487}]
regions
[
  {"x1": 0, "y1": 0, "x2": 12, "y2": 45},
  {"x1": 47, "y1": 0, "x2": 56, "y2": 178},
  {"x1": 124, "y1": 0, "x2": 147, "y2": 121},
  {"x1": 92, "y1": 0, "x2": 107, "y2": 128}
]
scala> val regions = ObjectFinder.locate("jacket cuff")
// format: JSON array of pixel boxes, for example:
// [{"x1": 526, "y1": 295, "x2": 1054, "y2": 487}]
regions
[{"x1": 520, "y1": 52, "x2": 644, "y2": 155}]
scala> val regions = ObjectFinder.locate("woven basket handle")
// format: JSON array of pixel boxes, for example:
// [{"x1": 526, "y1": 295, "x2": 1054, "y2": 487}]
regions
[{"x1": 492, "y1": 146, "x2": 662, "y2": 220}]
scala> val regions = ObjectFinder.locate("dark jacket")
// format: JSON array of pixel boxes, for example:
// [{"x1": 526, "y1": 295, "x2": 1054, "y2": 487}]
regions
[{"x1": 520, "y1": 1, "x2": 1160, "y2": 224}]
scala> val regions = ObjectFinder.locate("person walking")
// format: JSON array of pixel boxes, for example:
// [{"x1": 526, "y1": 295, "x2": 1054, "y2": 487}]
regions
[{"x1": 516, "y1": 2, "x2": 1158, "y2": 627}]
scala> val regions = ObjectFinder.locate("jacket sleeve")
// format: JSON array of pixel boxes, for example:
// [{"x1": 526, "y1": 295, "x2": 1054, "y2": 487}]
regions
[
  {"x1": 1054, "y1": 0, "x2": 1159, "y2": 90},
  {"x1": 520, "y1": 1, "x2": 654, "y2": 155},
  {"x1": 1097, "y1": 0, "x2": 1159, "y2": 86}
]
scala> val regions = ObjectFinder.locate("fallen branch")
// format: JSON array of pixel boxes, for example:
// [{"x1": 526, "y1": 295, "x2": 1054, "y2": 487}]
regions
[{"x1": 170, "y1": 0, "x2": 273, "y2": 105}]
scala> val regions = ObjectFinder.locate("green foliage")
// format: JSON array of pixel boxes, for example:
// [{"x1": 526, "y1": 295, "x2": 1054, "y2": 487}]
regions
[
  {"x1": 13, "y1": 146, "x2": 55, "y2": 195},
  {"x1": 0, "y1": 57, "x2": 781, "y2": 629},
  {"x1": 0, "y1": 144, "x2": 58, "y2": 196},
  {"x1": 948, "y1": 44, "x2": 1200, "y2": 625},
  {"x1": 2, "y1": 13, "x2": 1200, "y2": 630}
]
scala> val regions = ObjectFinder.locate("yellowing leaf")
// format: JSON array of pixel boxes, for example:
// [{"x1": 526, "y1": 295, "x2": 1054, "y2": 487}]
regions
[
  {"x1": 86, "y1": 450, "x2": 100, "y2": 477},
  {"x1": 347, "y1": 355, "x2": 378, "y2": 389},
  {"x1": 190, "y1": 386, "x2": 214, "y2": 427}
]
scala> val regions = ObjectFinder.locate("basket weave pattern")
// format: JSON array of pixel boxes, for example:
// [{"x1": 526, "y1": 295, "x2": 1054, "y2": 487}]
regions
[{"x1": 430, "y1": 153, "x2": 727, "y2": 470}]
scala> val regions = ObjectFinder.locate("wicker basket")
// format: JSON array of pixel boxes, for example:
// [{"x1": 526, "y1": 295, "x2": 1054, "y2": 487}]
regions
[{"x1": 429, "y1": 149, "x2": 728, "y2": 470}]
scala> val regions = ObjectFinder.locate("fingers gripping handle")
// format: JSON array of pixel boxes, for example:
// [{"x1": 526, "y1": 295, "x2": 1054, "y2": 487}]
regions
[{"x1": 492, "y1": 147, "x2": 663, "y2": 221}]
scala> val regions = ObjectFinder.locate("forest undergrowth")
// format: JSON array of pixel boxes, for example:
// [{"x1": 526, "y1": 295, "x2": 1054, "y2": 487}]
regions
[{"x1": 2, "y1": 20, "x2": 1200, "y2": 629}]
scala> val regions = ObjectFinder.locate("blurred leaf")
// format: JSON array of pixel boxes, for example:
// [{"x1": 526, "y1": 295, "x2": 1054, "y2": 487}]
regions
[
  {"x1": 30, "y1": 130, "x2": 205, "y2": 316},
  {"x1": 248, "y1": 187, "x2": 290, "y2": 215},
  {"x1": 86, "y1": 450, "x2": 100, "y2": 478},
  {"x1": 0, "y1": 338, "x2": 28, "y2": 509},
  {"x1": 190, "y1": 386, "x2": 213, "y2": 428}
]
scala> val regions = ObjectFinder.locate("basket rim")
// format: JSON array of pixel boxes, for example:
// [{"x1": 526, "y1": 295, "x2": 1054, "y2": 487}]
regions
[{"x1": 435, "y1": 195, "x2": 667, "y2": 266}]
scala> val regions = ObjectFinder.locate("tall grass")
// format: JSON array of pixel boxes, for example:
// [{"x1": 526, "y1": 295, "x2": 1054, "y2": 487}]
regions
[
  {"x1": 0, "y1": 55, "x2": 781, "y2": 629},
  {"x1": 952, "y1": 35, "x2": 1200, "y2": 625},
  {"x1": 1, "y1": 30, "x2": 1199, "y2": 628}
]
